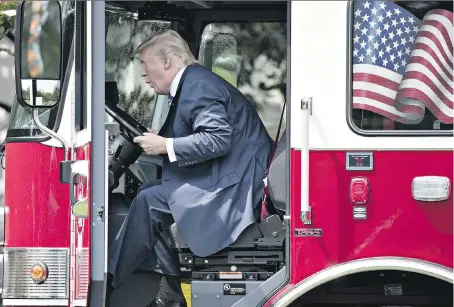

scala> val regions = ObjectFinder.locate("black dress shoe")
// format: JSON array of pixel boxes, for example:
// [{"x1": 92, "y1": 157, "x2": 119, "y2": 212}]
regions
[{"x1": 146, "y1": 296, "x2": 187, "y2": 307}]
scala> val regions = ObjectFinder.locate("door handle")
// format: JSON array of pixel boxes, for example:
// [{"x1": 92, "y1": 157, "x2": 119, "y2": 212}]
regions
[{"x1": 70, "y1": 160, "x2": 89, "y2": 218}]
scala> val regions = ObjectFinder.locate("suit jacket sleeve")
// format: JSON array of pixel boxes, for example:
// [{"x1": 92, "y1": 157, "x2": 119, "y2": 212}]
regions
[{"x1": 172, "y1": 80, "x2": 233, "y2": 167}]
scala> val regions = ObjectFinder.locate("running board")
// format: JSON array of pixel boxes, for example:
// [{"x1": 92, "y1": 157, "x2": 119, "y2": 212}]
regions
[{"x1": 190, "y1": 267, "x2": 287, "y2": 306}]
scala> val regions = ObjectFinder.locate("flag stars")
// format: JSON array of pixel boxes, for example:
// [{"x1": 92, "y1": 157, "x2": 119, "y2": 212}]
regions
[
  {"x1": 354, "y1": 21, "x2": 361, "y2": 30},
  {"x1": 352, "y1": 1, "x2": 422, "y2": 72},
  {"x1": 360, "y1": 40, "x2": 367, "y2": 49}
]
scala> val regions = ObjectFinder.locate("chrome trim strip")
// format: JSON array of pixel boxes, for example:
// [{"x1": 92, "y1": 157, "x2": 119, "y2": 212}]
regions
[
  {"x1": 0, "y1": 205, "x2": 5, "y2": 245},
  {"x1": 3, "y1": 248, "x2": 69, "y2": 299},
  {"x1": 272, "y1": 257, "x2": 454, "y2": 307},
  {"x1": 3, "y1": 299, "x2": 68, "y2": 306},
  {"x1": 0, "y1": 253, "x2": 4, "y2": 294}
]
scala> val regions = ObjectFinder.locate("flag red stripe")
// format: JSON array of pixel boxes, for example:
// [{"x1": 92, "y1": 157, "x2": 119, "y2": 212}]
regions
[
  {"x1": 353, "y1": 73, "x2": 400, "y2": 91},
  {"x1": 417, "y1": 31, "x2": 453, "y2": 67},
  {"x1": 412, "y1": 43, "x2": 453, "y2": 80},
  {"x1": 396, "y1": 88, "x2": 453, "y2": 124},
  {"x1": 402, "y1": 71, "x2": 453, "y2": 108},
  {"x1": 427, "y1": 9, "x2": 454, "y2": 21},
  {"x1": 405, "y1": 57, "x2": 453, "y2": 93},
  {"x1": 353, "y1": 89, "x2": 396, "y2": 107},
  {"x1": 423, "y1": 19, "x2": 453, "y2": 53}
]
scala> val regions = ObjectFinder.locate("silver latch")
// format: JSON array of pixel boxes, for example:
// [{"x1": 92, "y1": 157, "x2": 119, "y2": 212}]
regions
[{"x1": 301, "y1": 97, "x2": 313, "y2": 115}]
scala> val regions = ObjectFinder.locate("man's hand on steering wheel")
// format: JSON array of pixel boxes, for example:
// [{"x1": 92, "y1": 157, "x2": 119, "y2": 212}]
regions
[{"x1": 133, "y1": 131, "x2": 167, "y2": 155}]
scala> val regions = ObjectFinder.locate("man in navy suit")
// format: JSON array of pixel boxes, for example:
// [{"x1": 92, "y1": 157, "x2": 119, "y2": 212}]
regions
[{"x1": 108, "y1": 29, "x2": 272, "y2": 307}]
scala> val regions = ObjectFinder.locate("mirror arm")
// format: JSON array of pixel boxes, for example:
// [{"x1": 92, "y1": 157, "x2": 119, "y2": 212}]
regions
[
  {"x1": 32, "y1": 109, "x2": 70, "y2": 161},
  {"x1": 31, "y1": 80, "x2": 37, "y2": 105}
]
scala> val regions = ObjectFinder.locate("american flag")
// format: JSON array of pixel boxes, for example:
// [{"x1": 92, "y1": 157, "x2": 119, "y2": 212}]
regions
[{"x1": 352, "y1": 1, "x2": 453, "y2": 125}]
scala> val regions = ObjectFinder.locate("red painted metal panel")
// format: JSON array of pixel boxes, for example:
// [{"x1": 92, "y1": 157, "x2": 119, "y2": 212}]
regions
[
  {"x1": 4, "y1": 143, "x2": 70, "y2": 247},
  {"x1": 289, "y1": 149, "x2": 453, "y2": 284}
]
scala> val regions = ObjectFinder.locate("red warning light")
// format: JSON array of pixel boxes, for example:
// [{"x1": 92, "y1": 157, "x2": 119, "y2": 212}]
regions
[{"x1": 350, "y1": 177, "x2": 370, "y2": 205}]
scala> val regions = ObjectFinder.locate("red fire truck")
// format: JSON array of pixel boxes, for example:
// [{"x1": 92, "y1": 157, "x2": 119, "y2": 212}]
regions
[{"x1": 1, "y1": 1, "x2": 453, "y2": 306}]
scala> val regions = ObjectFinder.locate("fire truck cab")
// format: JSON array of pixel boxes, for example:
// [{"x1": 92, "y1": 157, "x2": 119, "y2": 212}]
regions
[{"x1": 1, "y1": 1, "x2": 453, "y2": 307}]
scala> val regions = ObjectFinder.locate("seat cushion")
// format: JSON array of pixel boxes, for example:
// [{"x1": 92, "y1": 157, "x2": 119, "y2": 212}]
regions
[
  {"x1": 170, "y1": 222, "x2": 262, "y2": 250},
  {"x1": 268, "y1": 130, "x2": 287, "y2": 213}
]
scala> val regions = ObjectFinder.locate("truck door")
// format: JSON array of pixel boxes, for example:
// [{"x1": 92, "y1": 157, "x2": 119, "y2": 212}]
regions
[{"x1": 70, "y1": 2, "x2": 108, "y2": 307}]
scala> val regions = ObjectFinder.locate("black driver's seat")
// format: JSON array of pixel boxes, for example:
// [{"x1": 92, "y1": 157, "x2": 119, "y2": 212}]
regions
[{"x1": 169, "y1": 130, "x2": 287, "y2": 281}]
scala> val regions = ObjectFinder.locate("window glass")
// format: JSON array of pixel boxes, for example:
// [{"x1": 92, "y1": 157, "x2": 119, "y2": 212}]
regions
[
  {"x1": 105, "y1": 5, "x2": 170, "y2": 128},
  {"x1": 6, "y1": 1, "x2": 75, "y2": 139},
  {"x1": 200, "y1": 22, "x2": 287, "y2": 138},
  {"x1": 350, "y1": 0, "x2": 453, "y2": 132}
]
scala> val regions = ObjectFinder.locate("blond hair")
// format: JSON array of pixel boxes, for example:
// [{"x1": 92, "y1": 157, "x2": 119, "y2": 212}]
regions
[{"x1": 134, "y1": 29, "x2": 198, "y2": 69}]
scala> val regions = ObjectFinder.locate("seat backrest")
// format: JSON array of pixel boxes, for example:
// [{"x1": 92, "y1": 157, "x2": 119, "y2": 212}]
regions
[{"x1": 267, "y1": 129, "x2": 287, "y2": 214}]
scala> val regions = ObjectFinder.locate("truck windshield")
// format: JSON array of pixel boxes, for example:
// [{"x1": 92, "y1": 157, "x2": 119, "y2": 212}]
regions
[{"x1": 5, "y1": 1, "x2": 75, "y2": 141}]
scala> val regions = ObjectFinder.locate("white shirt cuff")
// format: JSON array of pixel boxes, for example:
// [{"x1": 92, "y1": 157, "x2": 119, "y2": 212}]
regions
[{"x1": 166, "y1": 138, "x2": 177, "y2": 162}]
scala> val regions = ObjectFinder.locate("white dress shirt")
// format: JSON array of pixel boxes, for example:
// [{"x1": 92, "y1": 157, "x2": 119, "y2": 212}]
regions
[{"x1": 165, "y1": 66, "x2": 187, "y2": 162}]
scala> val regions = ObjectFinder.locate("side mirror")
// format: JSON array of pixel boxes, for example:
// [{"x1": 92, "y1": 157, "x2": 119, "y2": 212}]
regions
[{"x1": 15, "y1": 1, "x2": 63, "y2": 108}]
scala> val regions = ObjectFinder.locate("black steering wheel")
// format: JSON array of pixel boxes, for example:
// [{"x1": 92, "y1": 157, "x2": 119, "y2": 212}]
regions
[
  {"x1": 105, "y1": 100, "x2": 151, "y2": 190},
  {"x1": 105, "y1": 100, "x2": 149, "y2": 141}
]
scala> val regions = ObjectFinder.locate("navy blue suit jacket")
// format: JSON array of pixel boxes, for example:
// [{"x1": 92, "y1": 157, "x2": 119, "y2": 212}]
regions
[{"x1": 158, "y1": 64, "x2": 272, "y2": 257}]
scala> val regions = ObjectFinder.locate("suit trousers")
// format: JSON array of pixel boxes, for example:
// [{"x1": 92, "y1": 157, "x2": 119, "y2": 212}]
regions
[{"x1": 108, "y1": 181, "x2": 181, "y2": 289}]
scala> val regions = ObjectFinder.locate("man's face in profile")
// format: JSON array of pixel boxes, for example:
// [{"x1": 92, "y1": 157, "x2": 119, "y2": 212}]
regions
[{"x1": 139, "y1": 47, "x2": 170, "y2": 95}]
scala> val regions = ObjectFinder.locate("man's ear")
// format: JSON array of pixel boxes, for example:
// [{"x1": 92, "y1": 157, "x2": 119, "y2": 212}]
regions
[{"x1": 163, "y1": 56, "x2": 171, "y2": 70}]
